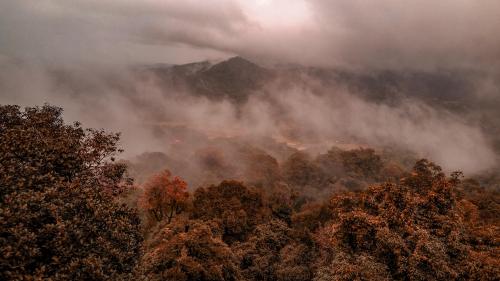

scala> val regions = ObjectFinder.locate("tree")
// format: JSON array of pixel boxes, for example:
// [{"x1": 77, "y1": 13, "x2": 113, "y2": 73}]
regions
[
  {"x1": 282, "y1": 152, "x2": 325, "y2": 188},
  {"x1": 314, "y1": 159, "x2": 499, "y2": 280},
  {"x1": 191, "y1": 180, "x2": 269, "y2": 244},
  {"x1": 339, "y1": 148, "x2": 383, "y2": 180},
  {"x1": 233, "y1": 219, "x2": 317, "y2": 281},
  {"x1": 140, "y1": 170, "x2": 189, "y2": 224},
  {"x1": 140, "y1": 220, "x2": 241, "y2": 281},
  {"x1": 0, "y1": 105, "x2": 142, "y2": 280}
]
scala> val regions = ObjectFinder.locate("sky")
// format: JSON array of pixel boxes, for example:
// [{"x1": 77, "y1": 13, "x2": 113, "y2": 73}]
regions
[
  {"x1": 1, "y1": 1, "x2": 499, "y2": 175},
  {"x1": 1, "y1": 0, "x2": 499, "y2": 70}
]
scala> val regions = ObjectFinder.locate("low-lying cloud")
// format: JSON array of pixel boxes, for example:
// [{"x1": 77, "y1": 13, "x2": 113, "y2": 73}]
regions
[
  {"x1": 0, "y1": 61, "x2": 496, "y2": 174},
  {"x1": 1, "y1": 1, "x2": 499, "y2": 177}
]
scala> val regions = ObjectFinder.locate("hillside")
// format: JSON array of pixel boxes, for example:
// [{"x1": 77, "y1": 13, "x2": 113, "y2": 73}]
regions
[
  {"x1": 143, "y1": 56, "x2": 273, "y2": 103},
  {"x1": 1, "y1": 105, "x2": 498, "y2": 280},
  {"x1": 139, "y1": 56, "x2": 500, "y2": 157}
]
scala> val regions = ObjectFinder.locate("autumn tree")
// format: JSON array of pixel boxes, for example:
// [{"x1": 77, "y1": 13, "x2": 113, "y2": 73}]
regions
[
  {"x1": 233, "y1": 220, "x2": 292, "y2": 280},
  {"x1": 283, "y1": 148, "x2": 385, "y2": 195},
  {"x1": 314, "y1": 159, "x2": 499, "y2": 280},
  {"x1": 339, "y1": 148, "x2": 383, "y2": 180},
  {"x1": 141, "y1": 170, "x2": 189, "y2": 224},
  {"x1": 191, "y1": 180, "x2": 270, "y2": 244},
  {"x1": 0, "y1": 105, "x2": 142, "y2": 280},
  {"x1": 233, "y1": 219, "x2": 316, "y2": 281},
  {"x1": 140, "y1": 220, "x2": 241, "y2": 281},
  {"x1": 236, "y1": 145, "x2": 281, "y2": 187},
  {"x1": 282, "y1": 152, "x2": 326, "y2": 188}
]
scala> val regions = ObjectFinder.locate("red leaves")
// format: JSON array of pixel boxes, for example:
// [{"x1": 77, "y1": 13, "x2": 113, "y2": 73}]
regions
[{"x1": 141, "y1": 170, "x2": 189, "y2": 224}]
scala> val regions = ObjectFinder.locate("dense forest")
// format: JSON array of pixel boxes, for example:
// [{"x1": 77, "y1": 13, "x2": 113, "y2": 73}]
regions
[
  {"x1": 1, "y1": 104, "x2": 498, "y2": 280},
  {"x1": 2, "y1": 1, "x2": 500, "y2": 280}
]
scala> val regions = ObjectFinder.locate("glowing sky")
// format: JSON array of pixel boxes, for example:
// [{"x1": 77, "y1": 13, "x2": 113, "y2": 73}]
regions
[{"x1": 237, "y1": 0, "x2": 312, "y2": 27}]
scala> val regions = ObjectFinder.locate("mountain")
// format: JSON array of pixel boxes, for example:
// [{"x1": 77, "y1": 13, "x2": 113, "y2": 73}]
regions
[
  {"x1": 139, "y1": 56, "x2": 500, "y2": 155},
  {"x1": 143, "y1": 56, "x2": 273, "y2": 103},
  {"x1": 143, "y1": 56, "x2": 497, "y2": 108}
]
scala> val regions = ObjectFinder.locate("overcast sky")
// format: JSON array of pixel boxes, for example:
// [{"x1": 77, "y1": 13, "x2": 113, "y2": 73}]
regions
[
  {"x1": 1, "y1": 0, "x2": 500, "y2": 70},
  {"x1": 1, "y1": 1, "x2": 499, "y2": 174}
]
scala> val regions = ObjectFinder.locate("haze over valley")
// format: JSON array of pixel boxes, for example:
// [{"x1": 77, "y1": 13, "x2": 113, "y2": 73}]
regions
[{"x1": 1, "y1": 1, "x2": 499, "y2": 280}]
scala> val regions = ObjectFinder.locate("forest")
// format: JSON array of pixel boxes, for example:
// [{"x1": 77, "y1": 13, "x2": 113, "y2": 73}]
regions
[
  {"x1": 1, "y1": 104, "x2": 498, "y2": 281},
  {"x1": 2, "y1": 1, "x2": 500, "y2": 280}
]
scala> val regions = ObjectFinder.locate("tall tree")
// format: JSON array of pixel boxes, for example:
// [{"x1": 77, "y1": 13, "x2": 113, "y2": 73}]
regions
[
  {"x1": 0, "y1": 105, "x2": 143, "y2": 280},
  {"x1": 141, "y1": 170, "x2": 189, "y2": 224}
]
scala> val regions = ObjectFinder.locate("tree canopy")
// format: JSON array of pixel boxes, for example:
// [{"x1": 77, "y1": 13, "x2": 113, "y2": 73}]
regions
[
  {"x1": 0, "y1": 105, "x2": 143, "y2": 280},
  {"x1": 2, "y1": 104, "x2": 499, "y2": 281}
]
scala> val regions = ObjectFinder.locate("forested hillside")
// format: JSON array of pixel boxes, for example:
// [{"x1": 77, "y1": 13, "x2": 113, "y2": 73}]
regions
[
  {"x1": 1, "y1": 105, "x2": 498, "y2": 280},
  {"x1": 2, "y1": 2, "x2": 500, "y2": 280}
]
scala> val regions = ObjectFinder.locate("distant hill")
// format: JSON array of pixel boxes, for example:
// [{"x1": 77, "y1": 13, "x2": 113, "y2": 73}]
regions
[
  {"x1": 142, "y1": 56, "x2": 497, "y2": 107},
  {"x1": 139, "y1": 56, "x2": 500, "y2": 155},
  {"x1": 143, "y1": 56, "x2": 273, "y2": 103}
]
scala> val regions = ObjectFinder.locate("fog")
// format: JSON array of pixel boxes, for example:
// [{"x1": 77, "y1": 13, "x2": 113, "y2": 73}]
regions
[
  {"x1": 0, "y1": 59, "x2": 496, "y2": 175},
  {"x1": 1, "y1": 1, "x2": 499, "y2": 178}
]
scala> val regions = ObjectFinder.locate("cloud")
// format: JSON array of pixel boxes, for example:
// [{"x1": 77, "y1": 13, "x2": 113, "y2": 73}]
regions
[
  {"x1": 0, "y1": 0, "x2": 243, "y2": 64},
  {"x1": 308, "y1": 0, "x2": 500, "y2": 70},
  {"x1": 1, "y1": 0, "x2": 499, "y2": 70},
  {"x1": 0, "y1": 1, "x2": 498, "y2": 176},
  {"x1": 267, "y1": 86, "x2": 496, "y2": 173},
  {"x1": 0, "y1": 60, "x2": 496, "y2": 174}
]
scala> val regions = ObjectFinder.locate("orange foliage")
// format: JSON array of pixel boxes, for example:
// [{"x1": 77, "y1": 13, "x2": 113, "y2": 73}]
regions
[
  {"x1": 313, "y1": 160, "x2": 500, "y2": 280},
  {"x1": 141, "y1": 170, "x2": 189, "y2": 224}
]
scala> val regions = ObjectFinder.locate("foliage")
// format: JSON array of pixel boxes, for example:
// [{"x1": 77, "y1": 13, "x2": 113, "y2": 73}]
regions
[
  {"x1": 233, "y1": 219, "x2": 315, "y2": 281},
  {"x1": 282, "y1": 152, "x2": 325, "y2": 188},
  {"x1": 191, "y1": 180, "x2": 270, "y2": 244},
  {"x1": 339, "y1": 148, "x2": 383, "y2": 180},
  {"x1": 282, "y1": 148, "x2": 386, "y2": 195},
  {"x1": 140, "y1": 220, "x2": 241, "y2": 281},
  {"x1": 233, "y1": 219, "x2": 292, "y2": 280},
  {"x1": 2, "y1": 104, "x2": 499, "y2": 281},
  {"x1": 0, "y1": 105, "x2": 142, "y2": 280},
  {"x1": 140, "y1": 170, "x2": 189, "y2": 224},
  {"x1": 314, "y1": 160, "x2": 499, "y2": 280}
]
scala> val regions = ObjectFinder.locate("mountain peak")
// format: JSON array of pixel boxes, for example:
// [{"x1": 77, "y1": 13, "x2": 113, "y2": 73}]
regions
[
  {"x1": 213, "y1": 56, "x2": 261, "y2": 70},
  {"x1": 226, "y1": 56, "x2": 253, "y2": 64}
]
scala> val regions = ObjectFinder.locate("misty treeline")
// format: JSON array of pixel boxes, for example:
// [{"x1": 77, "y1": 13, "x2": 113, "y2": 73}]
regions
[
  {"x1": 2, "y1": 56, "x2": 499, "y2": 176},
  {"x1": 1, "y1": 104, "x2": 499, "y2": 281}
]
